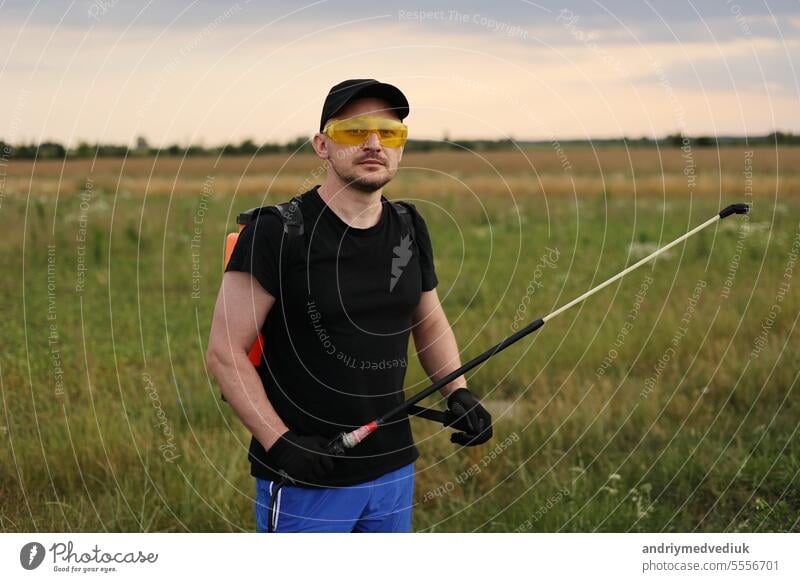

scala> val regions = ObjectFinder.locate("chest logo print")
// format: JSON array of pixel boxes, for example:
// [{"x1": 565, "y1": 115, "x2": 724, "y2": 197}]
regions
[{"x1": 390, "y1": 234, "x2": 413, "y2": 291}]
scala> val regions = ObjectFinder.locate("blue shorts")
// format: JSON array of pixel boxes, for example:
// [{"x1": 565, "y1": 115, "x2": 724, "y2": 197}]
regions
[{"x1": 255, "y1": 462, "x2": 415, "y2": 533}]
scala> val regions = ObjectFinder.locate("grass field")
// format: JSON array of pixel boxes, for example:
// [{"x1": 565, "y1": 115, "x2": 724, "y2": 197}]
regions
[{"x1": 1, "y1": 145, "x2": 798, "y2": 532}]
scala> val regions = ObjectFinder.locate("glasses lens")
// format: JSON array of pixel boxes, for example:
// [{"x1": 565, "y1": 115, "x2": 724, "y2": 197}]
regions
[{"x1": 325, "y1": 116, "x2": 407, "y2": 147}]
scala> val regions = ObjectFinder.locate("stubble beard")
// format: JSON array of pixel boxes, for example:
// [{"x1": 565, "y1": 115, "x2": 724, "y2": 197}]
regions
[{"x1": 332, "y1": 160, "x2": 394, "y2": 194}]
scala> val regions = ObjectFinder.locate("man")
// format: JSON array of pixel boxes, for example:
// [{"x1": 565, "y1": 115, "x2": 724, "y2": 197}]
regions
[{"x1": 206, "y1": 79, "x2": 493, "y2": 533}]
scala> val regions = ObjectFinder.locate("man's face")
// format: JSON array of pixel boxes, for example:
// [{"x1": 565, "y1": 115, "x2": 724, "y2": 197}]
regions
[{"x1": 314, "y1": 97, "x2": 404, "y2": 193}]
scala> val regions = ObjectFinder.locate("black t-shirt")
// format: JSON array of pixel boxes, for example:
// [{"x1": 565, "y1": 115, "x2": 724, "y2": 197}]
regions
[{"x1": 225, "y1": 185, "x2": 438, "y2": 487}]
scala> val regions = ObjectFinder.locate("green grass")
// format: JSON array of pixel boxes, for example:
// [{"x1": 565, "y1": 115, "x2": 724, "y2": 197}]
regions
[{"x1": 1, "y1": 149, "x2": 798, "y2": 532}]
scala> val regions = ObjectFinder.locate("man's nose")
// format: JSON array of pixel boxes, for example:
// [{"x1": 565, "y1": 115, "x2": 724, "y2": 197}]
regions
[{"x1": 362, "y1": 131, "x2": 383, "y2": 150}]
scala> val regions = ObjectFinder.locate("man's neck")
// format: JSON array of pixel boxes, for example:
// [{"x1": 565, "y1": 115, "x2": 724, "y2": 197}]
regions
[{"x1": 317, "y1": 180, "x2": 384, "y2": 229}]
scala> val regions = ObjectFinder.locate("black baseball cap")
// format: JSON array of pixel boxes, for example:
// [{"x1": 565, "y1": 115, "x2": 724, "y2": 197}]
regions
[{"x1": 319, "y1": 79, "x2": 409, "y2": 132}]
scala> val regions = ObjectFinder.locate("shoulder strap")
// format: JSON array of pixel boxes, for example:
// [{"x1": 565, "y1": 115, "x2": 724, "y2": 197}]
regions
[
  {"x1": 391, "y1": 201, "x2": 416, "y2": 243},
  {"x1": 237, "y1": 193, "x2": 306, "y2": 238},
  {"x1": 238, "y1": 196, "x2": 305, "y2": 244},
  {"x1": 273, "y1": 196, "x2": 305, "y2": 237},
  {"x1": 236, "y1": 195, "x2": 307, "y2": 294},
  {"x1": 271, "y1": 196, "x2": 307, "y2": 287}
]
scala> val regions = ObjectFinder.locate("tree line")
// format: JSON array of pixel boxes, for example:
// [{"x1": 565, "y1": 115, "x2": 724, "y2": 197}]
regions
[{"x1": 1, "y1": 132, "x2": 797, "y2": 160}]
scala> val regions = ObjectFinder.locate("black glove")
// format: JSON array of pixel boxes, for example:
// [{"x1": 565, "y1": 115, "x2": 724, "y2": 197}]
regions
[
  {"x1": 264, "y1": 431, "x2": 335, "y2": 484},
  {"x1": 446, "y1": 388, "x2": 493, "y2": 446}
]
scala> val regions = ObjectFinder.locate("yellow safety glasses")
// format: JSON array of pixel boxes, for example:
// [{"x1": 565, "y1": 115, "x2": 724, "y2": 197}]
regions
[{"x1": 323, "y1": 115, "x2": 408, "y2": 148}]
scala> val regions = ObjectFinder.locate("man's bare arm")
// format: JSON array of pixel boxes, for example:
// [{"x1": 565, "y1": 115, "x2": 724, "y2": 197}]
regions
[
  {"x1": 411, "y1": 288, "x2": 467, "y2": 398},
  {"x1": 206, "y1": 271, "x2": 288, "y2": 451}
]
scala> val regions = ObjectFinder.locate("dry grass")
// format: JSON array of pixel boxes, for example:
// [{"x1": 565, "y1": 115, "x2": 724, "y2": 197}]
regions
[{"x1": 5, "y1": 145, "x2": 796, "y2": 199}]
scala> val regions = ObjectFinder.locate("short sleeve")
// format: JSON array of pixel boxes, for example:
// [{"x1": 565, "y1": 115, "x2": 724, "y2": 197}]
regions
[
  {"x1": 224, "y1": 214, "x2": 283, "y2": 297},
  {"x1": 409, "y1": 205, "x2": 438, "y2": 291}
]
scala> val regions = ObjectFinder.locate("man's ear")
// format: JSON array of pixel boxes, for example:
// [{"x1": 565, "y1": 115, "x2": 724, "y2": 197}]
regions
[{"x1": 311, "y1": 133, "x2": 330, "y2": 160}]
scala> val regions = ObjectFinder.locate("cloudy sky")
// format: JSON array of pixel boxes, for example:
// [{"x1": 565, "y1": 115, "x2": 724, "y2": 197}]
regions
[{"x1": 1, "y1": 0, "x2": 798, "y2": 146}]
